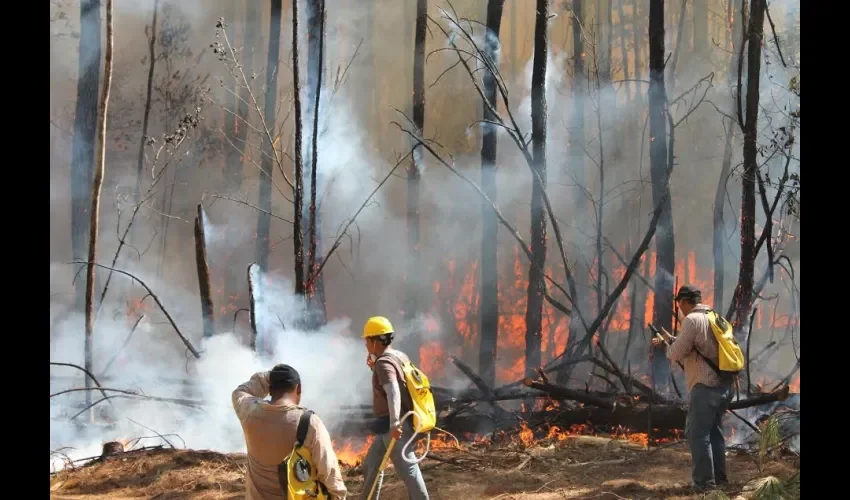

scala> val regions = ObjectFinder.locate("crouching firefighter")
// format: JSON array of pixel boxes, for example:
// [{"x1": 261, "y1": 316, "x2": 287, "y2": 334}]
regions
[
  {"x1": 232, "y1": 364, "x2": 348, "y2": 500},
  {"x1": 360, "y1": 316, "x2": 433, "y2": 500}
]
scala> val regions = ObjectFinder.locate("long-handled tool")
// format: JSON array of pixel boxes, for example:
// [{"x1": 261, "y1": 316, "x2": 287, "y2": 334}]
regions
[{"x1": 365, "y1": 437, "x2": 395, "y2": 500}]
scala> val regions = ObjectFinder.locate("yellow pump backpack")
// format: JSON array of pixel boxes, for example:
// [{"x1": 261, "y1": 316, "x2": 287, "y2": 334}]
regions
[
  {"x1": 278, "y1": 409, "x2": 328, "y2": 500},
  {"x1": 705, "y1": 310, "x2": 745, "y2": 373},
  {"x1": 381, "y1": 353, "x2": 439, "y2": 464}
]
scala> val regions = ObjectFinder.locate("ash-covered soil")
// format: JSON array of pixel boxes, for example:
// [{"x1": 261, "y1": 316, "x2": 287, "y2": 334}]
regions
[{"x1": 49, "y1": 436, "x2": 798, "y2": 500}]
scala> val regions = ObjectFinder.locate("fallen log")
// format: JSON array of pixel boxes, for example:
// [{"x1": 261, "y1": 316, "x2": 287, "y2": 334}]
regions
[
  {"x1": 523, "y1": 378, "x2": 614, "y2": 410},
  {"x1": 448, "y1": 356, "x2": 512, "y2": 421}
]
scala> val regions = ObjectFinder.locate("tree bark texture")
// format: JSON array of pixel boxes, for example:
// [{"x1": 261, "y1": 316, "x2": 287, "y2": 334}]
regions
[
  {"x1": 404, "y1": 0, "x2": 427, "y2": 365},
  {"x1": 84, "y1": 0, "x2": 113, "y2": 406},
  {"x1": 195, "y1": 205, "x2": 215, "y2": 339},
  {"x1": 733, "y1": 0, "x2": 766, "y2": 335},
  {"x1": 478, "y1": 0, "x2": 506, "y2": 388},
  {"x1": 255, "y1": 0, "x2": 282, "y2": 272},
  {"x1": 524, "y1": 0, "x2": 549, "y2": 378},
  {"x1": 292, "y1": 0, "x2": 306, "y2": 296},
  {"x1": 648, "y1": 0, "x2": 674, "y2": 387},
  {"x1": 305, "y1": 0, "x2": 328, "y2": 328},
  {"x1": 71, "y1": 0, "x2": 101, "y2": 321},
  {"x1": 247, "y1": 263, "x2": 260, "y2": 351}
]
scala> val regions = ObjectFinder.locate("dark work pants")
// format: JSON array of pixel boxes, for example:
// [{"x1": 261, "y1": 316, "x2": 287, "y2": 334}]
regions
[{"x1": 686, "y1": 383, "x2": 734, "y2": 488}]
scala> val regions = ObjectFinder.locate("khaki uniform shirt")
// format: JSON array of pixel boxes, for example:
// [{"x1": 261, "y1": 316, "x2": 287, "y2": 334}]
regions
[{"x1": 232, "y1": 372, "x2": 347, "y2": 499}]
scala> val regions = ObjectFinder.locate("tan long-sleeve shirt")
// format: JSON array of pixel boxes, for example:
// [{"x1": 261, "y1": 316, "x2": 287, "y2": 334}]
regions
[
  {"x1": 667, "y1": 304, "x2": 724, "y2": 391},
  {"x1": 232, "y1": 372, "x2": 347, "y2": 500}
]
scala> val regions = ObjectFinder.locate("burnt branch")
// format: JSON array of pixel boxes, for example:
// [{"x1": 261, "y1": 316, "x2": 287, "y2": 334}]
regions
[
  {"x1": 49, "y1": 362, "x2": 111, "y2": 403},
  {"x1": 69, "y1": 260, "x2": 200, "y2": 359}
]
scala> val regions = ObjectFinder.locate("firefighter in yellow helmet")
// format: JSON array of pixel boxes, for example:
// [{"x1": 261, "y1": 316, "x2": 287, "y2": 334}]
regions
[{"x1": 360, "y1": 316, "x2": 429, "y2": 500}]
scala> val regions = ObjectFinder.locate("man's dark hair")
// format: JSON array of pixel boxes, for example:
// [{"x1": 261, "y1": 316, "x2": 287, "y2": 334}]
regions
[
  {"x1": 269, "y1": 364, "x2": 301, "y2": 394},
  {"x1": 376, "y1": 333, "x2": 394, "y2": 346}
]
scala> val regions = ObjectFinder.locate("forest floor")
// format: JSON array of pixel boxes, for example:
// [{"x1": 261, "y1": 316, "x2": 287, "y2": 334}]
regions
[{"x1": 49, "y1": 435, "x2": 798, "y2": 500}]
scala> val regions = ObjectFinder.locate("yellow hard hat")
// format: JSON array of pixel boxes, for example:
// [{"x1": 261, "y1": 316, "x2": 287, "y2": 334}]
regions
[{"x1": 363, "y1": 316, "x2": 394, "y2": 338}]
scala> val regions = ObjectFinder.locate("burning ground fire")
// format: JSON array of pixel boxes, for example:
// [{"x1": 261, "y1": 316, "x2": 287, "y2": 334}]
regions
[
  {"x1": 330, "y1": 422, "x2": 683, "y2": 467},
  {"x1": 417, "y1": 248, "x2": 800, "y2": 385}
]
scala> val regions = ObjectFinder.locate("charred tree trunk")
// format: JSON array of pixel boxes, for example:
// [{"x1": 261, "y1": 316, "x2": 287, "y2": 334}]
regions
[
  {"x1": 71, "y1": 0, "x2": 101, "y2": 322},
  {"x1": 84, "y1": 0, "x2": 113, "y2": 407},
  {"x1": 247, "y1": 263, "x2": 260, "y2": 351},
  {"x1": 404, "y1": 0, "x2": 427, "y2": 365},
  {"x1": 195, "y1": 205, "x2": 215, "y2": 339},
  {"x1": 255, "y1": 0, "x2": 283, "y2": 272},
  {"x1": 524, "y1": 0, "x2": 549, "y2": 378},
  {"x1": 732, "y1": 0, "x2": 766, "y2": 335},
  {"x1": 713, "y1": 1, "x2": 744, "y2": 310},
  {"x1": 292, "y1": 0, "x2": 306, "y2": 297},
  {"x1": 648, "y1": 0, "x2": 674, "y2": 388},
  {"x1": 478, "y1": 0, "x2": 506, "y2": 388},
  {"x1": 304, "y1": 0, "x2": 328, "y2": 328},
  {"x1": 134, "y1": 0, "x2": 159, "y2": 206}
]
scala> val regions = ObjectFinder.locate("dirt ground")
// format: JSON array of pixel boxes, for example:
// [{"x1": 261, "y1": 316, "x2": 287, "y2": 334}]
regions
[{"x1": 49, "y1": 436, "x2": 798, "y2": 500}]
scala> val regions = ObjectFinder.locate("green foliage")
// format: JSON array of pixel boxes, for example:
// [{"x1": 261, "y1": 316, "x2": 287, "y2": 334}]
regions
[{"x1": 758, "y1": 415, "x2": 781, "y2": 472}]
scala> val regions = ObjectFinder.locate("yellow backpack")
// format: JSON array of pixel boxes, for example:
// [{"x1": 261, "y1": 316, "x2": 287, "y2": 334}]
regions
[
  {"x1": 398, "y1": 359, "x2": 437, "y2": 434},
  {"x1": 381, "y1": 353, "x2": 438, "y2": 464},
  {"x1": 278, "y1": 410, "x2": 328, "y2": 500},
  {"x1": 703, "y1": 310, "x2": 745, "y2": 374}
]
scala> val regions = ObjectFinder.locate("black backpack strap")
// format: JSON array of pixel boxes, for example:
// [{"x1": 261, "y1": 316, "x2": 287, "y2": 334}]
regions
[
  {"x1": 279, "y1": 409, "x2": 315, "y2": 495},
  {"x1": 295, "y1": 409, "x2": 314, "y2": 447}
]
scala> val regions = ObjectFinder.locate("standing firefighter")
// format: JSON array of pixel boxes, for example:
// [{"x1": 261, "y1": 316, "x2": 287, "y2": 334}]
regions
[
  {"x1": 360, "y1": 316, "x2": 430, "y2": 500},
  {"x1": 232, "y1": 364, "x2": 348, "y2": 500},
  {"x1": 652, "y1": 285, "x2": 744, "y2": 492}
]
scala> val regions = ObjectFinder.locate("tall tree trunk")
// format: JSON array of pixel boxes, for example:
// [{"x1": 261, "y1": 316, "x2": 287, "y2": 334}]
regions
[
  {"x1": 732, "y1": 0, "x2": 766, "y2": 334},
  {"x1": 292, "y1": 0, "x2": 305, "y2": 296},
  {"x1": 134, "y1": 0, "x2": 159, "y2": 207},
  {"x1": 556, "y1": 0, "x2": 586, "y2": 387},
  {"x1": 84, "y1": 0, "x2": 113, "y2": 408},
  {"x1": 667, "y1": 0, "x2": 688, "y2": 95},
  {"x1": 256, "y1": 0, "x2": 283, "y2": 272},
  {"x1": 713, "y1": 0, "x2": 744, "y2": 310},
  {"x1": 305, "y1": 0, "x2": 328, "y2": 328},
  {"x1": 230, "y1": 0, "x2": 260, "y2": 190},
  {"x1": 648, "y1": 0, "x2": 674, "y2": 388},
  {"x1": 71, "y1": 0, "x2": 102, "y2": 321},
  {"x1": 404, "y1": 0, "x2": 427, "y2": 365},
  {"x1": 631, "y1": 0, "x2": 642, "y2": 89},
  {"x1": 478, "y1": 0, "x2": 506, "y2": 388},
  {"x1": 525, "y1": 0, "x2": 549, "y2": 378},
  {"x1": 615, "y1": 0, "x2": 631, "y2": 101}
]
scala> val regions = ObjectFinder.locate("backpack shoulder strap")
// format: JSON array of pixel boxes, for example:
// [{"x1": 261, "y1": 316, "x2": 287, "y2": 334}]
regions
[
  {"x1": 279, "y1": 409, "x2": 314, "y2": 495},
  {"x1": 295, "y1": 409, "x2": 314, "y2": 447},
  {"x1": 377, "y1": 351, "x2": 407, "y2": 384},
  {"x1": 695, "y1": 310, "x2": 734, "y2": 382}
]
